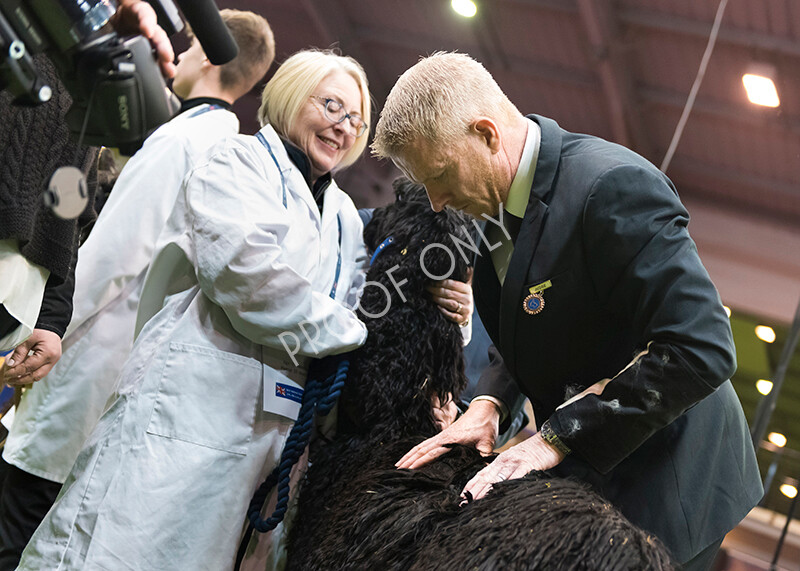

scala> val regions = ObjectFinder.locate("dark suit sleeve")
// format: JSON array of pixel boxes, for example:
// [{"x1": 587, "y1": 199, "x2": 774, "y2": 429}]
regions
[
  {"x1": 474, "y1": 345, "x2": 528, "y2": 434},
  {"x1": 547, "y1": 164, "x2": 735, "y2": 474}
]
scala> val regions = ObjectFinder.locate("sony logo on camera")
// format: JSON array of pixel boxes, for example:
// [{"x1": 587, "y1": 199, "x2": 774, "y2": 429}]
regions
[{"x1": 117, "y1": 95, "x2": 130, "y2": 131}]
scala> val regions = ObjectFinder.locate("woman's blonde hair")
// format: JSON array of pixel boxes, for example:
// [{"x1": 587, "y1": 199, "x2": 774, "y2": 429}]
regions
[{"x1": 258, "y1": 49, "x2": 372, "y2": 171}]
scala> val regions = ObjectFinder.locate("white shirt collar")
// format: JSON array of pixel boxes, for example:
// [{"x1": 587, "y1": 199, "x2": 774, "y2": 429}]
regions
[{"x1": 505, "y1": 118, "x2": 541, "y2": 218}]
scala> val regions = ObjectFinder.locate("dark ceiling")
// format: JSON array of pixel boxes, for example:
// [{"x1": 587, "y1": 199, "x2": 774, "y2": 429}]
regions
[
  {"x1": 206, "y1": 0, "x2": 800, "y2": 514},
  {"x1": 218, "y1": 0, "x2": 800, "y2": 226}
]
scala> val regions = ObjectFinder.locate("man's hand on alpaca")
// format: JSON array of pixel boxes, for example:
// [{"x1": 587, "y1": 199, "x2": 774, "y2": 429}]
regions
[
  {"x1": 431, "y1": 392, "x2": 459, "y2": 431},
  {"x1": 461, "y1": 432, "x2": 566, "y2": 502},
  {"x1": 396, "y1": 399, "x2": 499, "y2": 470},
  {"x1": 2, "y1": 328, "x2": 62, "y2": 386}
]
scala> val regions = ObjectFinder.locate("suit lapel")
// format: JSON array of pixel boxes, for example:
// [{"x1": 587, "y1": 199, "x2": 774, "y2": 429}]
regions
[
  {"x1": 497, "y1": 115, "x2": 564, "y2": 377},
  {"x1": 498, "y1": 201, "x2": 547, "y2": 376},
  {"x1": 473, "y1": 227, "x2": 502, "y2": 344}
]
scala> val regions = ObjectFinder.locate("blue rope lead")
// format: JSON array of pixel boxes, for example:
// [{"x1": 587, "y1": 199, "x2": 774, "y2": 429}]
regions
[
  {"x1": 247, "y1": 358, "x2": 349, "y2": 533},
  {"x1": 369, "y1": 236, "x2": 394, "y2": 266}
]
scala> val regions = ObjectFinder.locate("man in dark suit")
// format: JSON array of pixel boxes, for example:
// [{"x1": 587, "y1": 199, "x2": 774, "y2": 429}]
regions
[{"x1": 373, "y1": 52, "x2": 762, "y2": 570}]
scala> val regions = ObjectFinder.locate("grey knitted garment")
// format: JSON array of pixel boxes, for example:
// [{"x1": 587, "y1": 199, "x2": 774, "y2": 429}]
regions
[{"x1": 0, "y1": 54, "x2": 96, "y2": 283}]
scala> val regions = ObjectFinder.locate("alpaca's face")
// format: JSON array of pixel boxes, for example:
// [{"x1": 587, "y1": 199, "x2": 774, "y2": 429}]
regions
[
  {"x1": 365, "y1": 184, "x2": 475, "y2": 284},
  {"x1": 342, "y1": 180, "x2": 473, "y2": 438}
]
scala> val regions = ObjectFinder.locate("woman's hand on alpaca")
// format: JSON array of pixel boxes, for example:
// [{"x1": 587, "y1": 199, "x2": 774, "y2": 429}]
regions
[
  {"x1": 431, "y1": 393, "x2": 459, "y2": 431},
  {"x1": 427, "y1": 268, "x2": 474, "y2": 326},
  {"x1": 460, "y1": 432, "x2": 566, "y2": 502},
  {"x1": 395, "y1": 399, "x2": 499, "y2": 470}
]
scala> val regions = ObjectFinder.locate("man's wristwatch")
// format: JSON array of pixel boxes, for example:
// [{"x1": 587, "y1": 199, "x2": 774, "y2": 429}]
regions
[{"x1": 539, "y1": 420, "x2": 571, "y2": 456}]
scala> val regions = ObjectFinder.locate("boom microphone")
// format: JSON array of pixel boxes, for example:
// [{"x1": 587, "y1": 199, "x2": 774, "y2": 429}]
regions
[{"x1": 175, "y1": 0, "x2": 239, "y2": 65}]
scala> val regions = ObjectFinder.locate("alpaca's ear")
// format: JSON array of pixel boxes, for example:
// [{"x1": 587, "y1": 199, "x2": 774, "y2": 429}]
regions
[
  {"x1": 392, "y1": 175, "x2": 426, "y2": 204},
  {"x1": 366, "y1": 176, "x2": 427, "y2": 250},
  {"x1": 363, "y1": 209, "x2": 384, "y2": 251}
]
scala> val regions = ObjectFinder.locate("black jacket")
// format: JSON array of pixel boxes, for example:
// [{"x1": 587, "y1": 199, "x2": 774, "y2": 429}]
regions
[
  {"x1": 0, "y1": 55, "x2": 97, "y2": 336},
  {"x1": 474, "y1": 114, "x2": 762, "y2": 562}
]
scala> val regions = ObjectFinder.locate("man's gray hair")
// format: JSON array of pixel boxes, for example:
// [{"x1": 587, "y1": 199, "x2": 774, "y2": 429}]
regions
[{"x1": 372, "y1": 52, "x2": 520, "y2": 159}]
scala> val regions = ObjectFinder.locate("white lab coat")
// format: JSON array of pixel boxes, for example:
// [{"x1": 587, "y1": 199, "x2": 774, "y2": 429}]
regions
[
  {"x1": 3, "y1": 104, "x2": 240, "y2": 484},
  {"x1": 18, "y1": 124, "x2": 368, "y2": 571}
]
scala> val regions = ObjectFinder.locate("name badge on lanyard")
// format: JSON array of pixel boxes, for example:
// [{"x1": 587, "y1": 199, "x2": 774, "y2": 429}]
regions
[
  {"x1": 262, "y1": 359, "x2": 306, "y2": 420},
  {"x1": 262, "y1": 219, "x2": 341, "y2": 420}
]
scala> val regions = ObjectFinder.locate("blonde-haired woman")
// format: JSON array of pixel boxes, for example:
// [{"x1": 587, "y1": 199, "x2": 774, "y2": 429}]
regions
[
  {"x1": 259, "y1": 49, "x2": 371, "y2": 173},
  {"x1": 19, "y1": 49, "x2": 373, "y2": 571}
]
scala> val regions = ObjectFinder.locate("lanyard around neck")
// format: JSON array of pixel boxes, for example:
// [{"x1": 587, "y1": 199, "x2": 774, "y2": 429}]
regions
[
  {"x1": 255, "y1": 131, "x2": 288, "y2": 208},
  {"x1": 329, "y1": 215, "x2": 343, "y2": 300},
  {"x1": 188, "y1": 104, "x2": 221, "y2": 118},
  {"x1": 255, "y1": 130, "x2": 342, "y2": 300}
]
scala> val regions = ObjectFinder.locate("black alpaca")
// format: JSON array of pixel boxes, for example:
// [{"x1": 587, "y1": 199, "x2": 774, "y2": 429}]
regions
[{"x1": 286, "y1": 179, "x2": 675, "y2": 570}]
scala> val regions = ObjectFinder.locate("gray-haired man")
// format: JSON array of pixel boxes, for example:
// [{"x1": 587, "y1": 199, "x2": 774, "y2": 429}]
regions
[{"x1": 374, "y1": 52, "x2": 762, "y2": 570}]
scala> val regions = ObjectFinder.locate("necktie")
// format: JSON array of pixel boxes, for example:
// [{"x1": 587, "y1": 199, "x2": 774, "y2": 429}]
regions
[{"x1": 490, "y1": 210, "x2": 522, "y2": 286}]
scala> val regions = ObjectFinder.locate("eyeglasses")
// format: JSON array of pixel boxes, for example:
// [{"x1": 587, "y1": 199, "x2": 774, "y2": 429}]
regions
[{"x1": 309, "y1": 95, "x2": 369, "y2": 137}]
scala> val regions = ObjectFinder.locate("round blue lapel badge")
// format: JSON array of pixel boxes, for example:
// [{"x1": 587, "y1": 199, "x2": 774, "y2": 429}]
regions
[{"x1": 523, "y1": 292, "x2": 545, "y2": 315}]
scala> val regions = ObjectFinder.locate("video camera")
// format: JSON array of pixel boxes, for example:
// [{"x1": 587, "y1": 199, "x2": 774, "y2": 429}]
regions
[{"x1": 0, "y1": 0, "x2": 238, "y2": 155}]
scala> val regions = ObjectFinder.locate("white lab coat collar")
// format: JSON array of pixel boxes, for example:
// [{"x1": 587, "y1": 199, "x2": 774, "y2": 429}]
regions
[
  {"x1": 168, "y1": 103, "x2": 223, "y2": 127},
  {"x1": 255, "y1": 125, "x2": 322, "y2": 232},
  {"x1": 320, "y1": 180, "x2": 348, "y2": 233},
  {"x1": 254, "y1": 124, "x2": 353, "y2": 239}
]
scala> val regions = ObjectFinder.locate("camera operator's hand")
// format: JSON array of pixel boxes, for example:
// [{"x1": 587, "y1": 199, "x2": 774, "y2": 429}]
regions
[
  {"x1": 2, "y1": 328, "x2": 62, "y2": 387},
  {"x1": 112, "y1": 0, "x2": 176, "y2": 78}
]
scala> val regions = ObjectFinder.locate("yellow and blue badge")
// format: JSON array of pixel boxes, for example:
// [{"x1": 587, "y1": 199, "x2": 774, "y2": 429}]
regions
[{"x1": 522, "y1": 280, "x2": 552, "y2": 315}]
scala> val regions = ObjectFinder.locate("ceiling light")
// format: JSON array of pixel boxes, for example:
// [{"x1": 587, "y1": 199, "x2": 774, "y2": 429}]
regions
[
  {"x1": 723, "y1": 306, "x2": 731, "y2": 318},
  {"x1": 742, "y1": 64, "x2": 780, "y2": 108},
  {"x1": 756, "y1": 379, "x2": 773, "y2": 395},
  {"x1": 768, "y1": 432, "x2": 787, "y2": 448},
  {"x1": 780, "y1": 484, "x2": 797, "y2": 499},
  {"x1": 755, "y1": 325, "x2": 776, "y2": 343},
  {"x1": 452, "y1": 0, "x2": 477, "y2": 18}
]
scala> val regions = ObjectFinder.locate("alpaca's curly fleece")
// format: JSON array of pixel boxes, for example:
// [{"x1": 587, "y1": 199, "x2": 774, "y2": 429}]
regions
[{"x1": 286, "y1": 179, "x2": 675, "y2": 571}]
